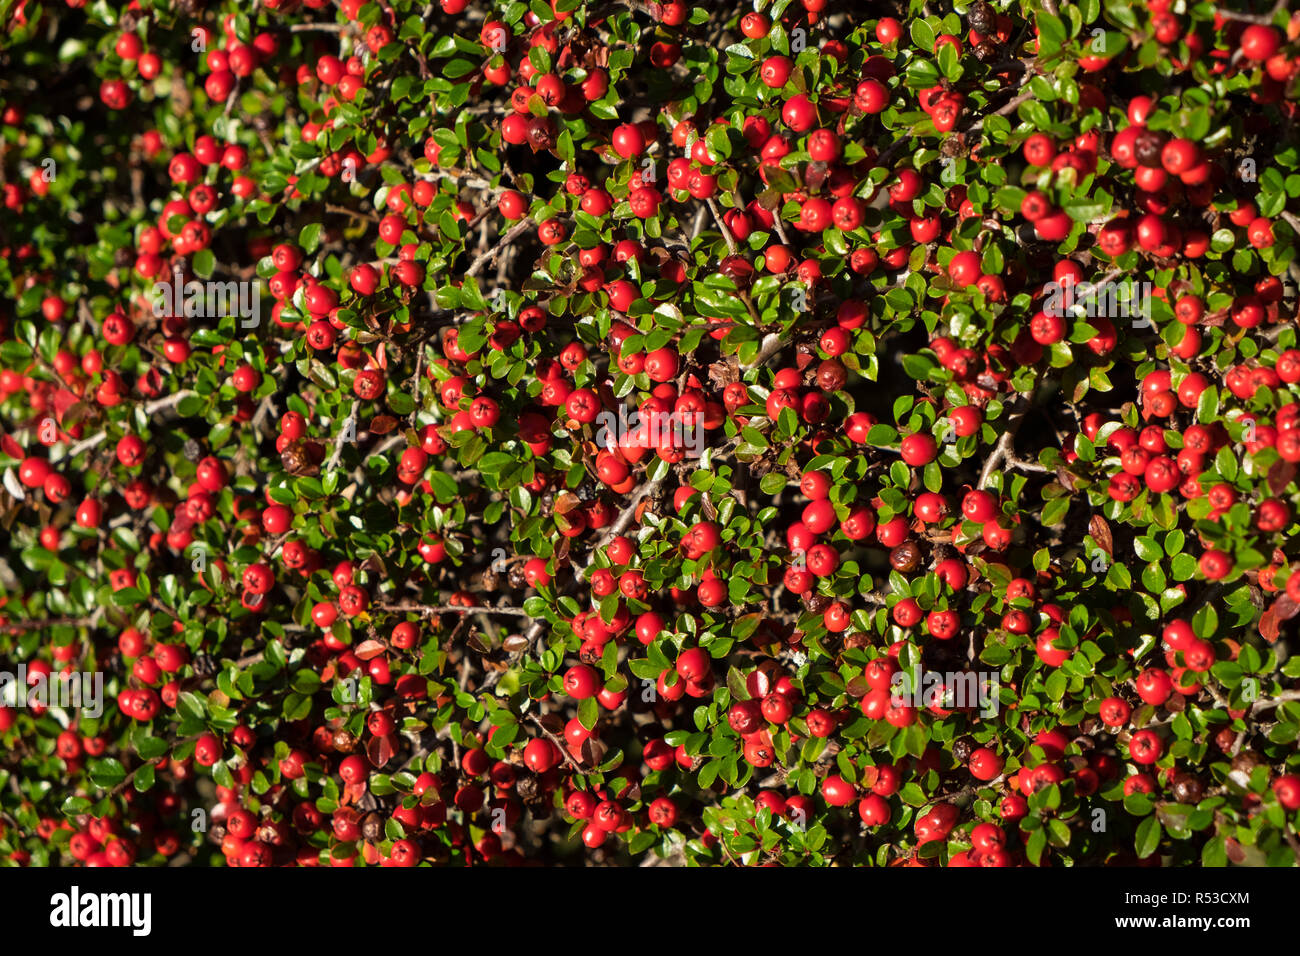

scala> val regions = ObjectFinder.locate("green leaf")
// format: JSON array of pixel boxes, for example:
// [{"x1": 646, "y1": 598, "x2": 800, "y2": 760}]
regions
[
  {"x1": 1135, "y1": 816, "x2": 1162, "y2": 859},
  {"x1": 1133, "y1": 536, "x2": 1162, "y2": 562},
  {"x1": 1040, "y1": 496, "x2": 1070, "y2": 527},
  {"x1": 192, "y1": 248, "x2": 215, "y2": 279},
  {"x1": 176, "y1": 691, "x2": 207, "y2": 722},
  {"x1": 1026, "y1": 826, "x2": 1047, "y2": 866},
  {"x1": 89, "y1": 758, "x2": 127, "y2": 790},
  {"x1": 299, "y1": 222, "x2": 323, "y2": 255},
  {"x1": 904, "y1": 58, "x2": 940, "y2": 88},
  {"x1": 1201, "y1": 836, "x2": 1227, "y2": 867},
  {"x1": 909, "y1": 18, "x2": 935, "y2": 52},
  {"x1": 579, "y1": 695, "x2": 598, "y2": 730}
]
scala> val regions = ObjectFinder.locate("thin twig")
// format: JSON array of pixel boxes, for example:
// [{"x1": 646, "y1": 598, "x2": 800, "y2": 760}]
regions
[
  {"x1": 376, "y1": 602, "x2": 530, "y2": 617},
  {"x1": 325, "y1": 401, "x2": 359, "y2": 473},
  {"x1": 59, "y1": 391, "x2": 197, "y2": 461},
  {"x1": 979, "y1": 397, "x2": 1033, "y2": 490},
  {"x1": 705, "y1": 197, "x2": 739, "y2": 256},
  {"x1": 466, "y1": 218, "x2": 533, "y2": 278},
  {"x1": 1214, "y1": 0, "x2": 1286, "y2": 25},
  {"x1": 527, "y1": 713, "x2": 586, "y2": 773},
  {"x1": 1251, "y1": 689, "x2": 1300, "y2": 716},
  {"x1": 0, "y1": 616, "x2": 98, "y2": 632}
]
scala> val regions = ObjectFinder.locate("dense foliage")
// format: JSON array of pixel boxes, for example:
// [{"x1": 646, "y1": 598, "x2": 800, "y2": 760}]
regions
[{"x1": 2, "y1": 0, "x2": 1300, "y2": 867}]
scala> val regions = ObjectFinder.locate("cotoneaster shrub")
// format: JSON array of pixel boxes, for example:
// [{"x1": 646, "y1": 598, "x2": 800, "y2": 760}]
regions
[{"x1": 0, "y1": 0, "x2": 1299, "y2": 867}]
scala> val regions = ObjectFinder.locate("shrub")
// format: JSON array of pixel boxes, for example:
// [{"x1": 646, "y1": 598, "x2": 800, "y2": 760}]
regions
[{"x1": 0, "y1": 0, "x2": 1299, "y2": 868}]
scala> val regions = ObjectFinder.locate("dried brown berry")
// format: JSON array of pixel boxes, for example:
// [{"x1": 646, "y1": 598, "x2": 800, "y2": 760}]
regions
[
  {"x1": 890, "y1": 541, "x2": 922, "y2": 573},
  {"x1": 968, "y1": 1, "x2": 995, "y2": 34},
  {"x1": 816, "y1": 358, "x2": 846, "y2": 392}
]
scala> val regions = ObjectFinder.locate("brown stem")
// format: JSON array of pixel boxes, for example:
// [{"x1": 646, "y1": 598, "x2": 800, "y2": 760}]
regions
[
  {"x1": 376, "y1": 602, "x2": 530, "y2": 617},
  {"x1": 527, "y1": 713, "x2": 586, "y2": 774},
  {"x1": 466, "y1": 218, "x2": 533, "y2": 278},
  {"x1": 0, "y1": 616, "x2": 97, "y2": 632},
  {"x1": 979, "y1": 397, "x2": 1033, "y2": 490},
  {"x1": 325, "y1": 401, "x2": 360, "y2": 473},
  {"x1": 1214, "y1": 1, "x2": 1286, "y2": 25},
  {"x1": 1251, "y1": 689, "x2": 1300, "y2": 716}
]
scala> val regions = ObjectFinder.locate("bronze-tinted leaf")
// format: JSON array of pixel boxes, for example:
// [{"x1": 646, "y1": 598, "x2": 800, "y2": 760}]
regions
[
  {"x1": 536, "y1": 712, "x2": 564, "y2": 735},
  {"x1": 366, "y1": 733, "x2": 394, "y2": 769},
  {"x1": 1089, "y1": 513, "x2": 1113, "y2": 558},
  {"x1": 1225, "y1": 838, "x2": 1247, "y2": 864},
  {"x1": 719, "y1": 255, "x2": 754, "y2": 288},
  {"x1": 61, "y1": 402, "x2": 92, "y2": 427},
  {"x1": 756, "y1": 187, "x2": 782, "y2": 211},
  {"x1": 1267, "y1": 459, "x2": 1296, "y2": 496},
  {"x1": 803, "y1": 160, "x2": 828, "y2": 192},
  {"x1": 369, "y1": 414, "x2": 399, "y2": 435},
  {"x1": 1260, "y1": 594, "x2": 1300, "y2": 643},
  {"x1": 552, "y1": 491, "x2": 582, "y2": 515},
  {"x1": 353, "y1": 639, "x2": 387, "y2": 661},
  {"x1": 708, "y1": 360, "x2": 736, "y2": 388}
]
